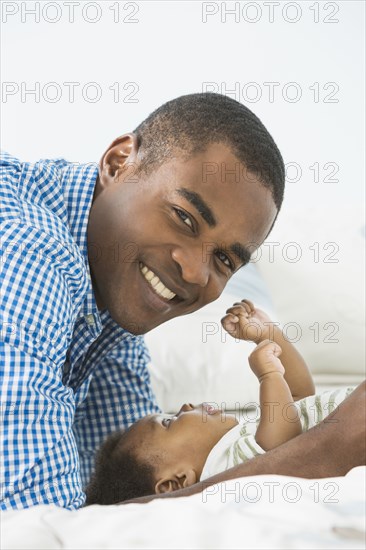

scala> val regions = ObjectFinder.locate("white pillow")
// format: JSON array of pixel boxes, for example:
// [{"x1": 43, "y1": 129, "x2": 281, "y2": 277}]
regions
[
  {"x1": 146, "y1": 264, "x2": 276, "y2": 412},
  {"x1": 255, "y1": 206, "x2": 365, "y2": 378}
]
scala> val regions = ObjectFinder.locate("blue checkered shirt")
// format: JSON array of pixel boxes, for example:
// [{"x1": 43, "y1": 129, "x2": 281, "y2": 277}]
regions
[{"x1": 0, "y1": 151, "x2": 161, "y2": 510}]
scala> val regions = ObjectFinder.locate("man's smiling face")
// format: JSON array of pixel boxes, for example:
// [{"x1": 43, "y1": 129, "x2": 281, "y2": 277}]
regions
[{"x1": 87, "y1": 136, "x2": 277, "y2": 334}]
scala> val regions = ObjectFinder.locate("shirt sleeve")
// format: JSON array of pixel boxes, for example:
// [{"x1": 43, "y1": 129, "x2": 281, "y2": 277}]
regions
[
  {"x1": 1, "y1": 343, "x2": 84, "y2": 510},
  {"x1": 1, "y1": 223, "x2": 86, "y2": 510},
  {"x1": 73, "y1": 335, "x2": 161, "y2": 489},
  {"x1": 1, "y1": 151, "x2": 91, "y2": 509}
]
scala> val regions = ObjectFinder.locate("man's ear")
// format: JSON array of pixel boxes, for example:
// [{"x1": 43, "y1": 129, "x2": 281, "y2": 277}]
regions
[
  {"x1": 154, "y1": 469, "x2": 197, "y2": 494},
  {"x1": 99, "y1": 133, "x2": 139, "y2": 188}
]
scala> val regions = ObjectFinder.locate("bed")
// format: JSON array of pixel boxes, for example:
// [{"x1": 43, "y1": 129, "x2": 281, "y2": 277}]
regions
[{"x1": 2, "y1": 467, "x2": 365, "y2": 549}]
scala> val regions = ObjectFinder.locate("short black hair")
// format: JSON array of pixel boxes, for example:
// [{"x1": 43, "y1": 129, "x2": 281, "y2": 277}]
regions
[
  {"x1": 134, "y1": 92, "x2": 285, "y2": 211},
  {"x1": 84, "y1": 427, "x2": 156, "y2": 505}
]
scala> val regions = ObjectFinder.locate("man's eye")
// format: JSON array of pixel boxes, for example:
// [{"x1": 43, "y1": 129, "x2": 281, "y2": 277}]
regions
[
  {"x1": 174, "y1": 208, "x2": 193, "y2": 230},
  {"x1": 162, "y1": 418, "x2": 171, "y2": 428},
  {"x1": 216, "y1": 251, "x2": 234, "y2": 270}
]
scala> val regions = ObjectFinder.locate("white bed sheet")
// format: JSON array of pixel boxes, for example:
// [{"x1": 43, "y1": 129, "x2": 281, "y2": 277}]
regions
[{"x1": 2, "y1": 467, "x2": 365, "y2": 550}]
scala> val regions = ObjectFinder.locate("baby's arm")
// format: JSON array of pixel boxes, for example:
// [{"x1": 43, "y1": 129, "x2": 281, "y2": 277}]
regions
[
  {"x1": 248, "y1": 340, "x2": 302, "y2": 450},
  {"x1": 222, "y1": 300, "x2": 315, "y2": 400}
]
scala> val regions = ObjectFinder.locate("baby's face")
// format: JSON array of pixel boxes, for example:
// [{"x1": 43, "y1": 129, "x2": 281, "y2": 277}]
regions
[{"x1": 133, "y1": 403, "x2": 238, "y2": 479}]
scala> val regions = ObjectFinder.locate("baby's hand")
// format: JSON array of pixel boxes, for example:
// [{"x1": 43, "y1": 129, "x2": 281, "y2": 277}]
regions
[
  {"x1": 221, "y1": 299, "x2": 273, "y2": 343},
  {"x1": 249, "y1": 339, "x2": 284, "y2": 380}
]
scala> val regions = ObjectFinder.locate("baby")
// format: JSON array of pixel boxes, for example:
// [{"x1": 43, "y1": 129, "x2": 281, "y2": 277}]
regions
[{"x1": 85, "y1": 299, "x2": 354, "y2": 505}]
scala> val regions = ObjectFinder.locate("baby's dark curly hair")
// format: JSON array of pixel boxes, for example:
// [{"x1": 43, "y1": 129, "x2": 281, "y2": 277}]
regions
[{"x1": 85, "y1": 425, "x2": 156, "y2": 505}]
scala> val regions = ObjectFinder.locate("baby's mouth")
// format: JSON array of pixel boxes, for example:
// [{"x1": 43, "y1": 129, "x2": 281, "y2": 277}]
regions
[{"x1": 203, "y1": 403, "x2": 221, "y2": 415}]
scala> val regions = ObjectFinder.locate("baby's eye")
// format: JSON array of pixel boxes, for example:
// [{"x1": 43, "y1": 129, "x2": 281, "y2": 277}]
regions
[{"x1": 162, "y1": 418, "x2": 171, "y2": 428}]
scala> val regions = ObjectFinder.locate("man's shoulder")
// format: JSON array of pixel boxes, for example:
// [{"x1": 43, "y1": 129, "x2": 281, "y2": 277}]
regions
[
  {"x1": 0, "y1": 150, "x2": 70, "y2": 167},
  {"x1": 0, "y1": 150, "x2": 71, "y2": 180},
  {"x1": 0, "y1": 150, "x2": 22, "y2": 168},
  {"x1": 1, "y1": 220, "x2": 89, "y2": 366},
  {"x1": 1, "y1": 151, "x2": 92, "y2": 263},
  {"x1": 1, "y1": 151, "x2": 71, "y2": 224},
  {"x1": 1, "y1": 218, "x2": 89, "y2": 369}
]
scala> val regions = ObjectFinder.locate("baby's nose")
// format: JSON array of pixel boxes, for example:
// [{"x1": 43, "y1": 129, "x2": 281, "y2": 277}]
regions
[{"x1": 177, "y1": 403, "x2": 194, "y2": 415}]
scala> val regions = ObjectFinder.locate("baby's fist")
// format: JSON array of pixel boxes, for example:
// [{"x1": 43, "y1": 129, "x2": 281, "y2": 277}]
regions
[
  {"x1": 249, "y1": 339, "x2": 285, "y2": 380},
  {"x1": 221, "y1": 299, "x2": 271, "y2": 343}
]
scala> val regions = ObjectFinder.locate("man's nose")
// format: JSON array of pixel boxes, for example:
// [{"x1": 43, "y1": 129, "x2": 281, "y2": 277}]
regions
[
  {"x1": 177, "y1": 403, "x2": 194, "y2": 416},
  {"x1": 171, "y1": 246, "x2": 210, "y2": 287}
]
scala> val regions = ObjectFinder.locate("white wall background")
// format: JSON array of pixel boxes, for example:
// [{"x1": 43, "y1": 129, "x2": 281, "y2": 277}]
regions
[{"x1": 1, "y1": 1, "x2": 365, "y2": 375}]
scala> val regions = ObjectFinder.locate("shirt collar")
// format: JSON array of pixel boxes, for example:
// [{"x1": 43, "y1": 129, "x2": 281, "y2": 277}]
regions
[{"x1": 60, "y1": 160, "x2": 101, "y2": 320}]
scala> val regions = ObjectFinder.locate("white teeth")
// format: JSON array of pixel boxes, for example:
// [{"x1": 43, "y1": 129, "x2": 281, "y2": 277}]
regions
[
  {"x1": 139, "y1": 263, "x2": 176, "y2": 300},
  {"x1": 155, "y1": 282, "x2": 165, "y2": 294}
]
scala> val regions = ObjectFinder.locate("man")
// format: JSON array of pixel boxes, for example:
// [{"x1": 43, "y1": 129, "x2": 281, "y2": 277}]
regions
[{"x1": 1, "y1": 93, "x2": 364, "y2": 510}]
